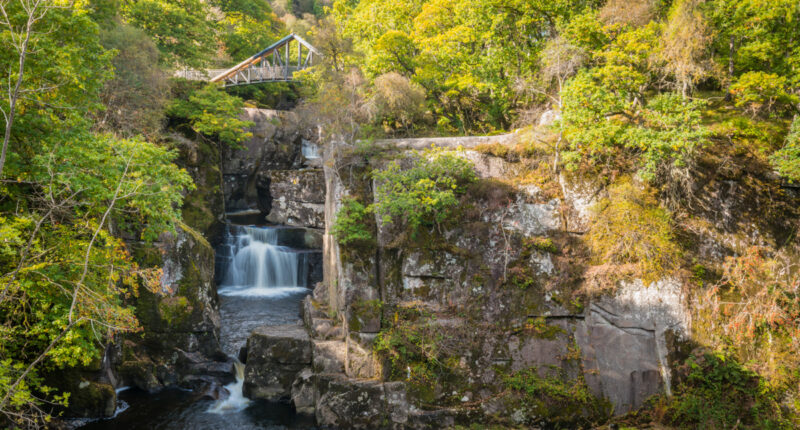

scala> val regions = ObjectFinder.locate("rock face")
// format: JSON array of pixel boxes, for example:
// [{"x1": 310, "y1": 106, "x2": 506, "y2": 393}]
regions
[
  {"x1": 116, "y1": 133, "x2": 230, "y2": 395},
  {"x1": 312, "y1": 134, "x2": 697, "y2": 427},
  {"x1": 243, "y1": 325, "x2": 312, "y2": 400},
  {"x1": 221, "y1": 109, "x2": 320, "y2": 224},
  {"x1": 263, "y1": 169, "x2": 325, "y2": 228}
]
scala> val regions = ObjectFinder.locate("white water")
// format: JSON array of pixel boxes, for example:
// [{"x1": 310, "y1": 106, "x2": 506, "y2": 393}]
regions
[
  {"x1": 217, "y1": 226, "x2": 309, "y2": 297},
  {"x1": 210, "y1": 225, "x2": 309, "y2": 415},
  {"x1": 208, "y1": 362, "x2": 250, "y2": 414},
  {"x1": 301, "y1": 139, "x2": 320, "y2": 159}
]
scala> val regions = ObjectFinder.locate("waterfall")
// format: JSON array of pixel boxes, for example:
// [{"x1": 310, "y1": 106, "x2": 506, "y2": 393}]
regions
[
  {"x1": 301, "y1": 139, "x2": 320, "y2": 159},
  {"x1": 217, "y1": 225, "x2": 309, "y2": 298},
  {"x1": 208, "y1": 361, "x2": 249, "y2": 414}
]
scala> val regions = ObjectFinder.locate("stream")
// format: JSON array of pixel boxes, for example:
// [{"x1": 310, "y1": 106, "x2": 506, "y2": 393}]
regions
[{"x1": 81, "y1": 225, "x2": 318, "y2": 429}]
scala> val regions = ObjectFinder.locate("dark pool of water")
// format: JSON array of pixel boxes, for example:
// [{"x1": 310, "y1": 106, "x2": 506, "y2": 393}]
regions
[{"x1": 80, "y1": 387, "x2": 315, "y2": 430}]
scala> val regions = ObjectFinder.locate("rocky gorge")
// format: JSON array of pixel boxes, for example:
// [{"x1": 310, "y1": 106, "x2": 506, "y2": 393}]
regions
[{"x1": 61, "y1": 108, "x2": 800, "y2": 429}]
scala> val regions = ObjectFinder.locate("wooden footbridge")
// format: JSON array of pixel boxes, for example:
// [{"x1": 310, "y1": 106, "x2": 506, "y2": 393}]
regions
[{"x1": 175, "y1": 34, "x2": 320, "y2": 87}]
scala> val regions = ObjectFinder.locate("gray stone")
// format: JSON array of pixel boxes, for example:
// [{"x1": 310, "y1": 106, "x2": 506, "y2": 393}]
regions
[
  {"x1": 313, "y1": 340, "x2": 346, "y2": 374},
  {"x1": 246, "y1": 324, "x2": 312, "y2": 365},
  {"x1": 243, "y1": 324, "x2": 312, "y2": 400},
  {"x1": 243, "y1": 362, "x2": 306, "y2": 400},
  {"x1": 577, "y1": 278, "x2": 689, "y2": 414},
  {"x1": 291, "y1": 367, "x2": 315, "y2": 414},
  {"x1": 384, "y1": 381, "x2": 409, "y2": 424},
  {"x1": 315, "y1": 374, "x2": 386, "y2": 429},
  {"x1": 265, "y1": 169, "x2": 325, "y2": 228},
  {"x1": 346, "y1": 336, "x2": 380, "y2": 379}
]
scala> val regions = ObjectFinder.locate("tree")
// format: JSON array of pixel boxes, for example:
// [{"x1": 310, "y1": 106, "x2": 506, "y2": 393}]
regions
[
  {"x1": 0, "y1": 134, "x2": 192, "y2": 427},
  {"x1": 121, "y1": 0, "x2": 218, "y2": 69},
  {"x1": 659, "y1": 0, "x2": 714, "y2": 97},
  {"x1": 771, "y1": 116, "x2": 800, "y2": 183},
  {"x1": 369, "y1": 72, "x2": 426, "y2": 133},
  {"x1": 0, "y1": 0, "x2": 113, "y2": 179},
  {"x1": 166, "y1": 84, "x2": 254, "y2": 148},
  {"x1": 96, "y1": 23, "x2": 169, "y2": 137}
]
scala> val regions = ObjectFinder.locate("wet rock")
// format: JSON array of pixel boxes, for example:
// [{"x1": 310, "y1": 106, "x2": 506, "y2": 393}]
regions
[
  {"x1": 45, "y1": 367, "x2": 117, "y2": 418},
  {"x1": 202, "y1": 383, "x2": 231, "y2": 401},
  {"x1": 222, "y1": 109, "x2": 311, "y2": 213},
  {"x1": 243, "y1": 324, "x2": 311, "y2": 400},
  {"x1": 291, "y1": 367, "x2": 315, "y2": 415},
  {"x1": 119, "y1": 360, "x2": 161, "y2": 392}
]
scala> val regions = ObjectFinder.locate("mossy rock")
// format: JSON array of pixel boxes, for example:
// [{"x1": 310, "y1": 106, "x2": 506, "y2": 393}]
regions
[
  {"x1": 158, "y1": 295, "x2": 192, "y2": 327},
  {"x1": 119, "y1": 360, "x2": 161, "y2": 392},
  {"x1": 44, "y1": 369, "x2": 116, "y2": 418}
]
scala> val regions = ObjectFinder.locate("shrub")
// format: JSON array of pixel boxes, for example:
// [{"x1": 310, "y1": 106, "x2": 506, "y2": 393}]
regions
[
  {"x1": 331, "y1": 198, "x2": 374, "y2": 246},
  {"x1": 730, "y1": 72, "x2": 799, "y2": 118},
  {"x1": 664, "y1": 352, "x2": 791, "y2": 429},
  {"x1": 372, "y1": 147, "x2": 477, "y2": 234},
  {"x1": 770, "y1": 117, "x2": 800, "y2": 183},
  {"x1": 586, "y1": 178, "x2": 681, "y2": 283},
  {"x1": 503, "y1": 367, "x2": 611, "y2": 426}
]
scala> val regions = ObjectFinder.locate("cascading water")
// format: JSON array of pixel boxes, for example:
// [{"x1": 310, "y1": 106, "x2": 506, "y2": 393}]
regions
[
  {"x1": 217, "y1": 226, "x2": 309, "y2": 298},
  {"x1": 83, "y1": 224, "x2": 319, "y2": 429},
  {"x1": 211, "y1": 225, "x2": 312, "y2": 414},
  {"x1": 208, "y1": 362, "x2": 249, "y2": 413},
  {"x1": 301, "y1": 139, "x2": 320, "y2": 159}
]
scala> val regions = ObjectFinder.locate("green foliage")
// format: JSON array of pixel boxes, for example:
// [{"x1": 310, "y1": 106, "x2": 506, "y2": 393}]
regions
[
  {"x1": 219, "y1": 11, "x2": 283, "y2": 62},
  {"x1": 330, "y1": 0, "x2": 599, "y2": 133},
  {"x1": 663, "y1": 352, "x2": 792, "y2": 429},
  {"x1": 167, "y1": 84, "x2": 254, "y2": 148},
  {"x1": 586, "y1": 179, "x2": 681, "y2": 283},
  {"x1": 561, "y1": 68, "x2": 710, "y2": 181},
  {"x1": 374, "y1": 307, "x2": 451, "y2": 403},
  {"x1": 730, "y1": 72, "x2": 799, "y2": 118},
  {"x1": 331, "y1": 198, "x2": 374, "y2": 246},
  {"x1": 503, "y1": 367, "x2": 610, "y2": 426},
  {"x1": 771, "y1": 117, "x2": 800, "y2": 182},
  {"x1": 121, "y1": 0, "x2": 218, "y2": 68},
  {"x1": 372, "y1": 147, "x2": 476, "y2": 234},
  {"x1": 0, "y1": 1, "x2": 193, "y2": 424}
]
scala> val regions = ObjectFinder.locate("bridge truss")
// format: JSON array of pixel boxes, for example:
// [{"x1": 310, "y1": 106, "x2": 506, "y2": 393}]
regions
[{"x1": 192, "y1": 34, "x2": 321, "y2": 87}]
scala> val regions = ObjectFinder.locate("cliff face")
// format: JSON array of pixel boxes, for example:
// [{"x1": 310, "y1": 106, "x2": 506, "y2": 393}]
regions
[
  {"x1": 297, "y1": 131, "x2": 799, "y2": 428},
  {"x1": 221, "y1": 108, "x2": 323, "y2": 227},
  {"x1": 316, "y1": 135, "x2": 680, "y2": 425}
]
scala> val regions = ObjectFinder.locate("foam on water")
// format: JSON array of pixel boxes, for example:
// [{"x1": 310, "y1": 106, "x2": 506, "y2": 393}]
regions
[
  {"x1": 218, "y1": 286, "x2": 309, "y2": 298},
  {"x1": 208, "y1": 362, "x2": 250, "y2": 414}
]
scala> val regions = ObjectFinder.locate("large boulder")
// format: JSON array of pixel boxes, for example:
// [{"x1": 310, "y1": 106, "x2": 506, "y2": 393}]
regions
[
  {"x1": 243, "y1": 324, "x2": 312, "y2": 400},
  {"x1": 264, "y1": 169, "x2": 325, "y2": 228}
]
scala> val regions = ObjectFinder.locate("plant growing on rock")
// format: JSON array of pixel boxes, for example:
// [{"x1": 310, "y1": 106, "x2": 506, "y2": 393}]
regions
[
  {"x1": 586, "y1": 178, "x2": 681, "y2": 285},
  {"x1": 332, "y1": 198, "x2": 375, "y2": 246},
  {"x1": 660, "y1": 351, "x2": 792, "y2": 429},
  {"x1": 372, "y1": 147, "x2": 476, "y2": 235},
  {"x1": 770, "y1": 116, "x2": 800, "y2": 183}
]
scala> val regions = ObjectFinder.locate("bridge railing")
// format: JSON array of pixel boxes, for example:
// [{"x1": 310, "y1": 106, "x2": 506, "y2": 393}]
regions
[
  {"x1": 174, "y1": 69, "x2": 229, "y2": 81},
  {"x1": 224, "y1": 66, "x2": 301, "y2": 85}
]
